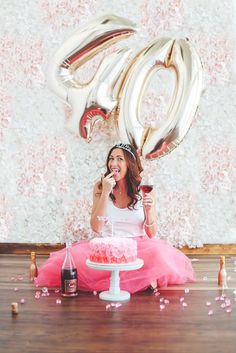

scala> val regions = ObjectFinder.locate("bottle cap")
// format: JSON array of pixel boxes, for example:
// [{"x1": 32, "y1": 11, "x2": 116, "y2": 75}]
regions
[
  {"x1": 30, "y1": 252, "x2": 37, "y2": 263},
  {"x1": 220, "y1": 255, "x2": 225, "y2": 264}
]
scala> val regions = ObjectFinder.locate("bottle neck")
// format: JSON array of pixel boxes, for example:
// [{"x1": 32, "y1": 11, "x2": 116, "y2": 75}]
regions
[
  {"x1": 65, "y1": 242, "x2": 71, "y2": 257},
  {"x1": 62, "y1": 242, "x2": 76, "y2": 269},
  {"x1": 65, "y1": 247, "x2": 70, "y2": 257},
  {"x1": 219, "y1": 256, "x2": 225, "y2": 269},
  {"x1": 219, "y1": 260, "x2": 226, "y2": 271}
]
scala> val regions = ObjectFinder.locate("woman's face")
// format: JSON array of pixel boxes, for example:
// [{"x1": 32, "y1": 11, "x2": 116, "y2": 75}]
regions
[{"x1": 108, "y1": 148, "x2": 128, "y2": 181}]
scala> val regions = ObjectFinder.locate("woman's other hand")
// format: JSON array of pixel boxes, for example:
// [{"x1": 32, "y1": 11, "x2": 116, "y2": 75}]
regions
[
  {"x1": 101, "y1": 172, "x2": 116, "y2": 196},
  {"x1": 142, "y1": 190, "x2": 158, "y2": 238}
]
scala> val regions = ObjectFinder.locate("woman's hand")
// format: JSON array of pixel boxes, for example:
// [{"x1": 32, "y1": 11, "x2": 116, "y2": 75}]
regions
[
  {"x1": 101, "y1": 172, "x2": 116, "y2": 196},
  {"x1": 142, "y1": 192, "x2": 155, "y2": 213},
  {"x1": 142, "y1": 191, "x2": 158, "y2": 238}
]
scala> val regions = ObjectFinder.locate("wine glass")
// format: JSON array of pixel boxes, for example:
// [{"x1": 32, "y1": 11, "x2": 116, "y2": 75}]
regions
[
  {"x1": 140, "y1": 177, "x2": 154, "y2": 219},
  {"x1": 140, "y1": 184, "x2": 153, "y2": 193},
  {"x1": 140, "y1": 176, "x2": 153, "y2": 194},
  {"x1": 97, "y1": 216, "x2": 114, "y2": 237}
]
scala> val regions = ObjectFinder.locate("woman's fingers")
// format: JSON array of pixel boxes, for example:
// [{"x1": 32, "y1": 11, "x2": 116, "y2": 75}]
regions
[
  {"x1": 102, "y1": 172, "x2": 116, "y2": 192},
  {"x1": 143, "y1": 194, "x2": 154, "y2": 207},
  {"x1": 105, "y1": 172, "x2": 114, "y2": 179}
]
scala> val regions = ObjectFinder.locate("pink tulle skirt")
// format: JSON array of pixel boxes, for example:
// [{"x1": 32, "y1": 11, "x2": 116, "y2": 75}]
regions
[{"x1": 35, "y1": 237, "x2": 196, "y2": 294}]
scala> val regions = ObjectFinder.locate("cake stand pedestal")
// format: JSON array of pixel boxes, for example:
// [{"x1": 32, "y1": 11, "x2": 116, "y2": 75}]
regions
[{"x1": 86, "y1": 259, "x2": 144, "y2": 301}]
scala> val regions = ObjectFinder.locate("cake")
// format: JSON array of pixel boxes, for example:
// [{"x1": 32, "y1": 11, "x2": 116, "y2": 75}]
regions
[{"x1": 89, "y1": 237, "x2": 137, "y2": 264}]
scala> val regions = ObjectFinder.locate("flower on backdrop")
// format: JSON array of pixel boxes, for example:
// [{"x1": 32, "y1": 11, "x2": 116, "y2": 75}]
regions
[
  {"x1": 0, "y1": 194, "x2": 12, "y2": 241},
  {"x1": 41, "y1": 0, "x2": 97, "y2": 31},
  {"x1": 63, "y1": 197, "x2": 93, "y2": 242},
  {"x1": 139, "y1": 0, "x2": 184, "y2": 38},
  {"x1": 0, "y1": 88, "x2": 11, "y2": 141},
  {"x1": 0, "y1": 34, "x2": 45, "y2": 88},
  {"x1": 17, "y1": 137, "x2": 70, "y2": 197},
  {"x1": 200, "y1": 143, "x2": 235, "y2": 194},
  {"x1": 159, "y1": 191, "x2": 199, "y2": 247}
]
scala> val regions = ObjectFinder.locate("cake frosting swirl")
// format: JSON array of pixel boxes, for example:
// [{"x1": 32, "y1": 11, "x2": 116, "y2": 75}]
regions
[{"x1": 89, "y1": 237, "x2": 137, "y2": 264}]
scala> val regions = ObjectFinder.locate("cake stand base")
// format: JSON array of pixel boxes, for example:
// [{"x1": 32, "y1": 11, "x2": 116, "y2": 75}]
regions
[
  {"x1": 86, "y1": 259, "x2": 144, "y2": 302},
  {"x1": 99, "y1": 289, "x2": 130, "y2": 301}
]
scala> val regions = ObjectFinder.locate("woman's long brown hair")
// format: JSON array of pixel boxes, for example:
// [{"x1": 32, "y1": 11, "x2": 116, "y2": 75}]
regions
[{"x1": 98, "y1": 144, "x2": 143, "y2": 209}]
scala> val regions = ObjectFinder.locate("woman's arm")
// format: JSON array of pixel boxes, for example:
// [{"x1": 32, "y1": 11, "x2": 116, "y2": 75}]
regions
[
  {"x1": 90, "y1": 173, "x2": 116, "y2": 234},
  {"x1": 142, "y1": 190, "x2": 158, "y2": 238}
]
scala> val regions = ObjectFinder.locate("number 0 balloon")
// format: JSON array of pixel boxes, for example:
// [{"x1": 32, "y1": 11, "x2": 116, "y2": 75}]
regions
[{"x1": 116, "y1": 38, "x2": 203, "y2": 159}]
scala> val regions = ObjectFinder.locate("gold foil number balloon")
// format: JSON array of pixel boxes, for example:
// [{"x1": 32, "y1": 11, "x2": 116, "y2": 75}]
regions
[
  {"x1": 47, "y1": 16, "x2": 203, "y2": 159},
  {"x1": 47, "y1": 15, "x2": 136, "y2": 141},
  {"x1": 116, "y1": 38, "x2": 203, "y2": 159}
]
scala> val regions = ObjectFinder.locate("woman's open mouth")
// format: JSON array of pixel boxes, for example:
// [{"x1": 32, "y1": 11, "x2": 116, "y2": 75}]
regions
[{"x1": 111, "y1": 168, "x2": 120, "y2": 176}]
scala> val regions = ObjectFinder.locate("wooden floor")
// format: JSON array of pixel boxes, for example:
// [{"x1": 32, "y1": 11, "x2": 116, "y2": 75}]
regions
[{"x1": 1, "y1": 254, "x2": 236, "y2": 353}]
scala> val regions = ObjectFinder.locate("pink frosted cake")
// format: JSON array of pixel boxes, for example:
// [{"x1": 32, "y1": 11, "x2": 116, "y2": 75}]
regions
[{"x1": 89, "y1": 237, "x2": 137, "y2": 264}]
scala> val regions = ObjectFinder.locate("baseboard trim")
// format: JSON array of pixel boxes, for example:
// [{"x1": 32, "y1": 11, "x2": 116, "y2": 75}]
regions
[
  {"x1": 0, "y1": 243, "x2": 236, "y2": 255},
  {"x1": 0, "y1": 243, "x2": 64, "y2": 255},
  {"x1": 180, "y1": 244, "x2": 236, "y2": 255}
]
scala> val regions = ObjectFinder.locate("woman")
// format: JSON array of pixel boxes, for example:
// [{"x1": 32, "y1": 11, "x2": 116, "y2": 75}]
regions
[
  {"x1": 91, "y1": 142, "x2": 158, "y2": 238},
  {"x1": 36, "y1": 143, "x2": 195, "y2": 293}
]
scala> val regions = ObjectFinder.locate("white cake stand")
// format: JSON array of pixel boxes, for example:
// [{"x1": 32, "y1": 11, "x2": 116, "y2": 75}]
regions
[{"x1": 86, "y1": 258, "x2": 144, "y2": 301}]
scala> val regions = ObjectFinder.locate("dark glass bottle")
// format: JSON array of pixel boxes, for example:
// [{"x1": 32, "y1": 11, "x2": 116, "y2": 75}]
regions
[{"x1": 61, "y1": 242, "x2": 78, "y2": 297}]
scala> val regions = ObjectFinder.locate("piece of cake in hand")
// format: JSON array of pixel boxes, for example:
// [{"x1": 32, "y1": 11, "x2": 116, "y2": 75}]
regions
[{"x1": 89, "y1": 237, "x2": 137, "y2": 264}]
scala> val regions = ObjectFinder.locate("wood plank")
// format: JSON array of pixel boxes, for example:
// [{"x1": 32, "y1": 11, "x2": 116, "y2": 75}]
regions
[{"x1": 0, "y1": 254, "x2": 236, "y2": 353}]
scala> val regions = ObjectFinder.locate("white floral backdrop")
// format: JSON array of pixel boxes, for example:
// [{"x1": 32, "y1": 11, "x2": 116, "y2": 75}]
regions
[{"x1": 0, "y1": 0, "x2": 235, "y2": 247}]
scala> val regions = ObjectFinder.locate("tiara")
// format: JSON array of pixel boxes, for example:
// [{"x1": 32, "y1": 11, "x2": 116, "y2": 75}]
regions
[{"x1": 114, "y1": 143, "x2": 136, "y2": 159}]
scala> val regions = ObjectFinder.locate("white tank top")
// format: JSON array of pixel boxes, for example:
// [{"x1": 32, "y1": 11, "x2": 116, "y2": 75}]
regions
[{"x1": 102, "y1": 198, "x2": 146, "y2": 238}]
